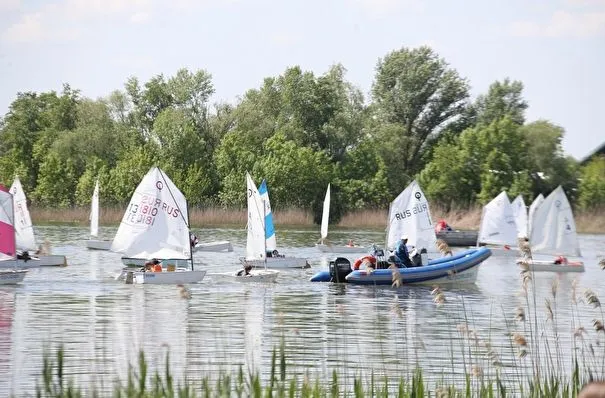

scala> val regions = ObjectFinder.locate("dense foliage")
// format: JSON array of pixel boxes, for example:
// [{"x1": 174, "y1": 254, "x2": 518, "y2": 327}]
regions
[{"x1": 0, "y1": 46, "x2": 602, "y2": 223}]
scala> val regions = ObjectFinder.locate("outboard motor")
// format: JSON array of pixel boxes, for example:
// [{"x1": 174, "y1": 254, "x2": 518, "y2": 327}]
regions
[
  {"x1": 420, "y1": 248, "x2": 428, "y2": 265},
  {"x1": 329, "y1": 257, "x2": 352, "y2": 283}
]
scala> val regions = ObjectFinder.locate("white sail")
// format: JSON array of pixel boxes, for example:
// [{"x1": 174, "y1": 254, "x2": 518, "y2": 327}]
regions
[
  {"x1": 110, "y1": 167, "x2": 190, "y2": 260},
  {"x1": 258, "y1": 180, "x2": 277, "y2": 251},
  {"x1": 511, "y1": 195, "x2": 528, "y2": 239},
  {"x1": 90, "y1": 180, "x2": 99, "y2": 237},
  {"x1": 477, "y1": 191, "x2": 517, "y2": 246},
  {"x1": 246, "y1": 173, "x2": 266, "y2": 261},
  {"x1": 10, "y1": 177, "x2": 37, "y2": 251},
  {"x1": 386, "y1": 180, "x2": 436, "y2": 251},
  {"x1": 0, "y1": 186, "x2": 16, "y2": 261},
  {"x1": 530, "y1": 186, "x2": 581, "y2": 257},
  {"x1": 320, "y1": 184, "x2": 330, "y2": 240},
  {"x1": 527, "y1": 193, "x2": 544, "y2": 237}
]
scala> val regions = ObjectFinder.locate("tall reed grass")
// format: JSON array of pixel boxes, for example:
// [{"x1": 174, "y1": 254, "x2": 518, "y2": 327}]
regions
[{"x1": 30, "y1": 205, "x2": 604, "y2": 233}]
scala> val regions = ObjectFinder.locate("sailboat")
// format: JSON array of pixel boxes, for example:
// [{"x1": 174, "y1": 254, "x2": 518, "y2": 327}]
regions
[
  {"x1": 476, "y1": 191, "x2": 518, "y2": 256},
  {"x1": 10, "y1": 177, "x2": 67, "y2": 267},
  {"x1": 527, "y1": 193, "x2": 544, "y2": 238},
  {"x1": 315, "y1": 184, "x2": 367, "y2": 253},
  {"x1": 0, "y1": 184, "x2": 28, "y2": 284},
  {"x1": 240, "y1": 178, "x2": 309, "y2": 269},
  {"x1": 517, "y1": 186, "x2": 584, "y2": 272},
  {"x1": 311, "y1": 180, "x2": 491, "y2": 285},
  {"x1": 85, "y1": 179, "x2": 112, "y2": 250},
  {"x1": 212, "y1": 173, "x2": 279, "y2": 282},
  {"x1": 511, "y1": 195, "x2": 528, "y2": 239},
  {"x1": 111, "y1": 166, "x2": 206, "y2": 284}
]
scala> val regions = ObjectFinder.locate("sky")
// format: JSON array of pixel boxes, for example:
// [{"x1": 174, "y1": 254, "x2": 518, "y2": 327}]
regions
[{"x1": 0, "y1": 0, "x2": 604, "y2": 161}]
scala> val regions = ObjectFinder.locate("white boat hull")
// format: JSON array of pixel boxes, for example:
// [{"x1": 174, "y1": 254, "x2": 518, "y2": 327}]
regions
[
  {"x1": 315, "y1": 244, "x2": 368, "y2": 254},
  {"x1": 193, "y1": 240, "x2": 233, "y2": 252},
  {"x1": 120, "y1": 257, "x2": 190, "y2": 267},
  {"x1": 0, "y1": 270, "x2": 28, "y2": 284},
  {"x1": 11, "y1": 255, "x2": 65, "y2": 267},
  {"x1": 211, "y1": 269, "x2": 280, "y2": 283},
  {"x1": 479, "y1": 246, "x2": 518, "y2": 257},
  {"x1": 241, "y1": 256, "x2": 309, "y2": 269},
  {"x1": 85, "y1": 239, "x2": 112, "y2": 250},
  {"x1": 517, "y1": 258, "x2": 585, "y2": 273},
  {"x1": 132, "y1": 269, "x2": 206, "y2": 284},
  {"x1": 35, "y1": 255, "x2": 67, "y2": 267},
  {"x1": 0, "y1": 258, "x2": 39, "y2": 269}
]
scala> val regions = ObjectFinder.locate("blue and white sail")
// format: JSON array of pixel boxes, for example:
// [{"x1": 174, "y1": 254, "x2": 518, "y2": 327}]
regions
[{"x1": 258, "y1": 180, "x2": 277, "y2": 252}]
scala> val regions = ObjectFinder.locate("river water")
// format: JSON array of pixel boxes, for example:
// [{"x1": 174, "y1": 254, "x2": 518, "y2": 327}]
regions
[{"x1": 0, "y1": 225, "x2": 604, "y2": 396}]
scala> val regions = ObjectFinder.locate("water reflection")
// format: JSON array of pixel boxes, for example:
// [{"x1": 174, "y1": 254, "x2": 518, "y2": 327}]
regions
[{"x1": 0, "y1": 225, "x2": 604, "y2": 395}]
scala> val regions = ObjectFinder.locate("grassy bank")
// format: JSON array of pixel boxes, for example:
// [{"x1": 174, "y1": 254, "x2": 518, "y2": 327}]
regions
[{"x1": 30, "y1": 206, "x2": 604, "y2": 234}]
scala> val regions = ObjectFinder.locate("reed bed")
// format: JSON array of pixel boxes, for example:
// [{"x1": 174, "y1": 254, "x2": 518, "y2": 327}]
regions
[{"x1": 30, "y1": 205, "x2": 604, "y2": 233}]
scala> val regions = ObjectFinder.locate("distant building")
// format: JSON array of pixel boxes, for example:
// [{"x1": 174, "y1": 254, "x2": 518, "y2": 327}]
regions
[{"x1": 580, "y1": 142, "x2": 605, "y2": 166}]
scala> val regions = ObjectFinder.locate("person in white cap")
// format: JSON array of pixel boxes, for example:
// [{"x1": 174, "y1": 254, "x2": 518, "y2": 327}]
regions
[{"x1": 394, "y1": 234, "x2": 413, "y2": 267}]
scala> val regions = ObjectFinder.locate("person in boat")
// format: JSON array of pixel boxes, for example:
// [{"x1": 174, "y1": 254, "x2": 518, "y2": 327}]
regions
[
  {"x1": 266, "y1": 249, "x2": 284, "y2": 258},
  {"x1": 144, "y1": 258, "x2": 161, "y2": 272},
  {"x1": 435, "y1": 219, "x2": 453, "y2": 233},
  {"x1": 393, "y1": 235, "x2": 413, "y2": 267},
  {"x1": 17, "y1": 251, "x2": 31, "y2": 261},
  {"x1": 237, "y1": 264, "x2": 253, "y2": 277},
  {"x1": 190, "y1": 232, "x2": 199, "y2": 248}
]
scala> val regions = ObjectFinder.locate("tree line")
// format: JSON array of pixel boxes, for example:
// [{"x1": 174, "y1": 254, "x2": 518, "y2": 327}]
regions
[{"x1": 1, "y1": 46, "x2": 603, "y2": 224}]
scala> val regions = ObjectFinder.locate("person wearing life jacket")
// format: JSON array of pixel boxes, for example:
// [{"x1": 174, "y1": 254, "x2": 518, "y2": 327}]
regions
[
  {"x1": 144, "y1": 258, "x2": 161, "y2": 272},
  {"x1": 394, "y1": 235, "x2": 413, "y2": 267}
]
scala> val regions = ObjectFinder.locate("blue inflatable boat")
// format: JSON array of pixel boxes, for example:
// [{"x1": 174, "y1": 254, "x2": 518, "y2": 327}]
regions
[{"x1": 310, "y1": 247, "x2": 492, "y2": 285}]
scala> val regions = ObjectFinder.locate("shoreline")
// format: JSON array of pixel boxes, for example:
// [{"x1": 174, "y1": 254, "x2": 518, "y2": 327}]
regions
[{"x1": 30, "y1": 206, "x2": 605, "y2": 234}]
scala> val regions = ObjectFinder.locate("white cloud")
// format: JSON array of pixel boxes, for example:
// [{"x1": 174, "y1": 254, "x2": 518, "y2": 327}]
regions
[
  {"x1": 566, "y1": 0, "x2": 605, "y2": 6},
  {"x1": 130, "y1": 11, "x2": 151, "y2": 24},
  {"x1": 510, "y1": 10, "x2": 605, "y2": 38},
  {"x1": 0, "y1": 0, "x2": 20, "y2": 11},
  {"x1": 1, "y1": 0, "x2": 153, "y2": 44},
  {"x1": 351, "y1": 0, "x2": 423, "y2": 18}
]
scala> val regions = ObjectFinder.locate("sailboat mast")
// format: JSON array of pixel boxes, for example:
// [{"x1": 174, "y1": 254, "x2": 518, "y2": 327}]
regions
[
  {"x1": 262, "y1": 198, "x2": 267, "y2": 270},
  {"x1": 157, "y1": 168, "x2": 194, "y2": 271}
]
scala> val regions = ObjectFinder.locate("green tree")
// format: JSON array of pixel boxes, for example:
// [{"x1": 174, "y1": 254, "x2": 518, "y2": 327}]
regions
[
  {"x1": 522, "y1": 120, "x2": 578, "y2": 198},
  {"x1": 474, "y1": 78, "x2": 527, "y2": 126},
  {"x1": 577, "y1": 156, "x2": 605, "y2": 210},
  {"x1": 370, "y1": 46, "x2": 469, "y2": 195}
]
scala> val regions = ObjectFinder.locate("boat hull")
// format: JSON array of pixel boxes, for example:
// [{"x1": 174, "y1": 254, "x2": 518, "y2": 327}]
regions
[
  {"x1": 121, "y1": 257, "x2": 190, "y2": 267},
  {"x1": 0, "y1": 270, "x2": 28, "y2": 284},
  {"x1": 242, "y1": 256, "x2": 309, "y2": 269},
  {"x1": 85, "y1": 239, "x2": 112, "y2": 250},
  {"x1": 311, "y1": 247, "x2": 491, "y2": 285},
  {"x1": 479, "y1": 245, "x2": 518, "y2": 257},
  {"x1": 0, "y1": 258, "x2": 39, "y2": 269},
  {"x1": 315, "y1": 244, "x2": 368, "y2": 254},
  {"x1": 131, "y1": 269, "x2": 207, "y2": 284},
  {"x1": 193, "y1": 240, "x2": 233, "y2": 252},
  {"x1": 436, "y1": 230, "x2": 478, "y2": 247},
  {"x1": 517, "y1": 258, "x2": 585, "y2": 273},
  {"x1": 14, "y1": 255, "x2": 66, "y2": 267},
  {"x1": 211, "y1": 269, "x2": 280, "y2": 283}
]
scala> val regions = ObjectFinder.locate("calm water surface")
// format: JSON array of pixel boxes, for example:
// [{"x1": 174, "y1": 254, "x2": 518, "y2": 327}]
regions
[{"x1": 1, "y1": 226, "x2": 604, "y2": 395}]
